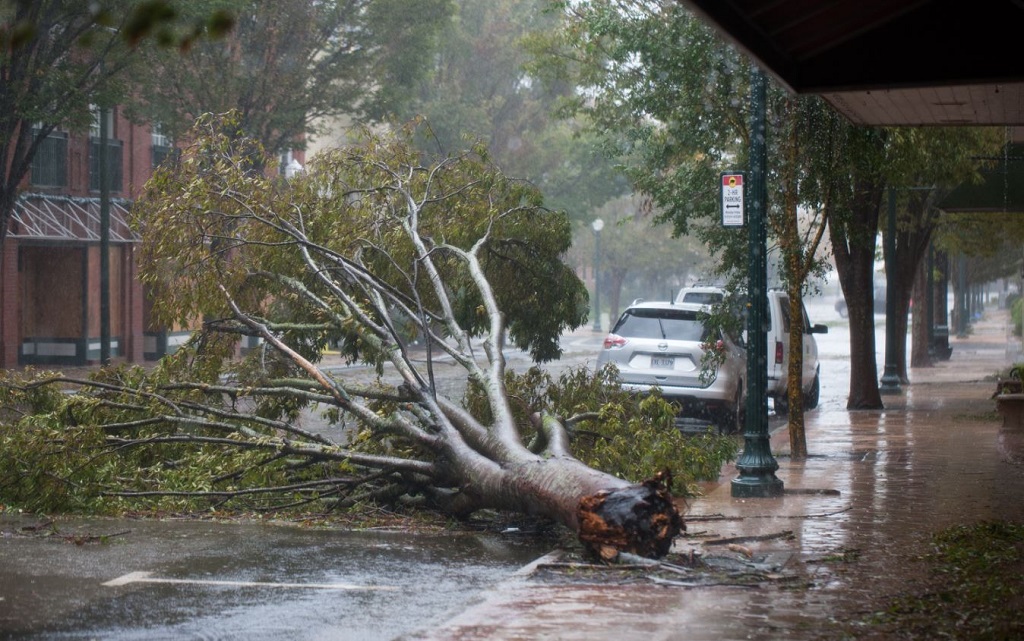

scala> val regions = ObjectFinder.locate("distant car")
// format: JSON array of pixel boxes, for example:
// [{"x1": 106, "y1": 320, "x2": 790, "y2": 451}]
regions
[
  {"x1": 834, "y1": 286, "x2": 886, "y2": 318},
  {"x1": 676, "y1": 286, "x2": 726, "y2": 306},
  {"x1": 597, "y1": 301, "x2": 746, "y2": 434}
]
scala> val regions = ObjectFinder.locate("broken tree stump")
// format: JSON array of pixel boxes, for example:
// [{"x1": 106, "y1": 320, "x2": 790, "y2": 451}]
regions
[{"x1": 576, "y1": 472, "x2": 684, "y2": 561}]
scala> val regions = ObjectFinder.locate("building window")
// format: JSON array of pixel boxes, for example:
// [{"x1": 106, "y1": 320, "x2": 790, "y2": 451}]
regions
[
  {"x1": 89, "y1": 104, "x2": 122, "y2": 191},
  {"x1": 89, "y1": 138, "x2": 123, "y2": 192},
  {"x1": 151, "y1": 123, "x2": 174, "y2": 169},
  {"x1": 90, "y1": 105, "x2": 115, "y2": 138},
  {"x1": 30, "y1": 128, "x2": 68, "y2": 187}
]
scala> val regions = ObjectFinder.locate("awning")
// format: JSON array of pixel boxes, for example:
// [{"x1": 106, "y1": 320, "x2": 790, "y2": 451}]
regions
[
  {"x1": 10, "y1": 193, "x2": 139, "y2": 243},
  {"x1": 940, "y1": 144, "x2": 1024, "y2": 213}
]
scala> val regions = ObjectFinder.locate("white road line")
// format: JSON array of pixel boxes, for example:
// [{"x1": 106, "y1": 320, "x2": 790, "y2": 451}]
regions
[{"x1": 103, "y1": 571, "x2": 398, "y2": 591}]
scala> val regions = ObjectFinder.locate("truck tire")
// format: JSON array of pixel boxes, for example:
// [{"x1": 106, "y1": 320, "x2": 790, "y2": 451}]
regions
[
  {"x1": 804, "y1": 373, "x2": 820, "y2": 409},
  {"x1": 773, "y1": 393, "x2": 788, "y2": 416},
  {"x1": 719, "y1": 385, "x2": 743, "y2": 435}
]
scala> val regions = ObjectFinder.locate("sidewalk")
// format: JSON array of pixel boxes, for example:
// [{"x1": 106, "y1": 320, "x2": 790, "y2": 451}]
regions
[{"x1": 410, "y1": 309, "x2": 1024, "y2": 641}]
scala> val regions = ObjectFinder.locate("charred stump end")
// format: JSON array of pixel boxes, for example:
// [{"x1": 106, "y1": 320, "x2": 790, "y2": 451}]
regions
[{"x1": 576, "y1": 472, "x2": 684, "y2": 561}]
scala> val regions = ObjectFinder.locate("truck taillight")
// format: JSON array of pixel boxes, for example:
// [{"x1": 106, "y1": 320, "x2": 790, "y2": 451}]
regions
[
  {"x1": 775, "y1": 340, "x2": 784, "y2": 364},
  {"x1": 603, "y1": 334, "x2": 627, "y2": 349}
]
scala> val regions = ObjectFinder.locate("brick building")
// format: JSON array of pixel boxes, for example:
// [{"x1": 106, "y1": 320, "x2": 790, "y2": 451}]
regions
[{"x1": 0, "y1": 107, "x2": 179, "y2": 369}]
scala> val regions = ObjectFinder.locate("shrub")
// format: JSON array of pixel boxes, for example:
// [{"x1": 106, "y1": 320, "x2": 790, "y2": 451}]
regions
[{"x1": 465, "y1": 365, "x2": 739, "y2": 496}]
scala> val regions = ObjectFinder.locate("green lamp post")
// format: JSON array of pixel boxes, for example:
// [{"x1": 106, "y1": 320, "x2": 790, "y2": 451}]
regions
[{"x1": 732, "y1": 67, "x2": 783, "y2": 498}]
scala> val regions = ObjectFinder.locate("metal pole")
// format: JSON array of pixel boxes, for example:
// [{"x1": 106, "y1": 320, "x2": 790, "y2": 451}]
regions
[
  {"x1": 880, "y1": 188, "x2": 901, "y2": 394},
  {"x1": 732, "y1": 67, "x2": 783, "y2": 498},
  {"x1": 926, "y1": 242, "x2": 935, "y2": 358},
  {"x1": 591, "y1": 224, "x2": 602, "y2": 331},
  {"x1": 100, "y1": 106, "x2": 111, "y2": 366},
  {"x1": 956, "y1": 254, "x2": 968, "y2": 337}
]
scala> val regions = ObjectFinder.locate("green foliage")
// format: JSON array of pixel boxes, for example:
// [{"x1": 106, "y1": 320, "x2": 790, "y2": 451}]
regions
[
  {"x1": 135, "y1": 113, "x2": 588, "y2": 362},
  {"x1": 850, "y1": 521, "x2": 1024, "y2": 640},
  {"x1": 132, "y1": 0, "x2": 452, "y2": 154},
  {"x1": 0, "y1": 366, "x2": 358, "y2": 516},
  {"x1": 395, "y1": 0, "x2": 629, "y2": 223},
  {"x1": 465, "y1": 364, "x2": 738, "y2": 496},
  {"x1": 0, "y1": 370, "x2": 107, "y2": 512}
]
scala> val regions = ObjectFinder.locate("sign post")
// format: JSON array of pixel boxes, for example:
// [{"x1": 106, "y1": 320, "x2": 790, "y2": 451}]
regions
[{"x1": 721, "y1": 173, "x2": 745, "y2": 227}]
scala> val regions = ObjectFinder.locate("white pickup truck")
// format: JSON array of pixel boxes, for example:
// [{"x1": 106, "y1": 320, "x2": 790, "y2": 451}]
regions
[
  {"x1": 676, "y1": 287, "x2": 827, "y2": 414},
  {"x1": 764, "y1": 290, "x2": 827, "y2": 414}
]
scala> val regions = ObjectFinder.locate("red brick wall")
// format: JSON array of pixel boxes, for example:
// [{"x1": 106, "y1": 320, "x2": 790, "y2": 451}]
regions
[{"x1": 0, "y1": 238, "x2": 19, "y2": 368}]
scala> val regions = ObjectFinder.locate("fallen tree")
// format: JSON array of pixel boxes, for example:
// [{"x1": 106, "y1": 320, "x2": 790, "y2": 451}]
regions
[{"x1": 3, "y1": 115, "x2": 689, "y2": 558}]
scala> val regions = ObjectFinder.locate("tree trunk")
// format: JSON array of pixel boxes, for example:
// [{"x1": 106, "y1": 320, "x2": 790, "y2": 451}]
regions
[
  {"x1": 830, "y1": 173, "x2": 885, "y2": 410},
  {"x1": 910, "y1": 257, "x2": 932, "y2": 368},
  {"x1": 786, "y1": 283, "x2": 807, "y2": 458},
  {"x1": 888, "y1": 193, "x2": 935, "y2": 382},
  {"x1": 606, "y1": 267, "x2": 627, "y2": 329},
  {"x1": 441, "y1": 448, "x2": 681, "y2": 559}
]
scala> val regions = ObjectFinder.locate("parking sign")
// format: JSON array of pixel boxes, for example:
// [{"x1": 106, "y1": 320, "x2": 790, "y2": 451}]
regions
[{"x1": 721, "y1": 173, "x2": 744, "y2": 227}]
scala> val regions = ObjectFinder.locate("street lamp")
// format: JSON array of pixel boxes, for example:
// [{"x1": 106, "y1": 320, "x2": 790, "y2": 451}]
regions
[
  {"x1": 591, "y1": 218, "x2": 604, "y2": 332},
  {"x1": 731, "y1": 67, "x2": 783, "y2": 498}
]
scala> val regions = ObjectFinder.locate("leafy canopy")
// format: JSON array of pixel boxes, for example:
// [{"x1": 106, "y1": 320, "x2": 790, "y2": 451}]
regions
[{"x1": 135, "y1": 113, "x2": 589, "y2": 363}]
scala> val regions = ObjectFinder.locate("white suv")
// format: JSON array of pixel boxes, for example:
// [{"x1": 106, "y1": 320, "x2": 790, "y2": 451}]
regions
[
  {"x1": 597, "y1": 301, "x2": 747, "y2": 434},
  {"x1": 674, "y1": 287, "x2": 827, "y2": 414}
]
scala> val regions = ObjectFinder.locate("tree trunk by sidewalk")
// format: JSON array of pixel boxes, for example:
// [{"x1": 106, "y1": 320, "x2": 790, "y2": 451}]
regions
[{"x1": 911, "y1": 257, "x2": 932, "y2": 368}]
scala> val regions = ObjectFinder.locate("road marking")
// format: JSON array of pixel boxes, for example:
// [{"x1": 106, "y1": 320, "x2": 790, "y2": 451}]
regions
[{"x1": 103, "y1": 571, "x2": 398, "y2": 591}]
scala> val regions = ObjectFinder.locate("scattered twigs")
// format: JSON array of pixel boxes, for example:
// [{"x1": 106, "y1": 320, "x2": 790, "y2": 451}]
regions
[
  {"x1": 703, "y1": 530, "x2": 795, "y2": 546},
  {"x1": 688, "y1": 506, "x2": 851, "y2": 521}
]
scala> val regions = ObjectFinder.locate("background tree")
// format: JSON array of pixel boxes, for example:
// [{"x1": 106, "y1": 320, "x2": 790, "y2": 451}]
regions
[
  {"x1": 131, "y1": 0, "x2": 452, "y2": 157},
  {"x1": 582, "y1": 194, "x2": 709, "y2": 324},
  {"x1": 0, "y1": 0, "x2": 240, "y2": 248},
  {"x1": 880, "y1": 128, "x2": 1000, "y2": 378},
  {"x1": 395, "y1": 0, "x2": 628, "y2": 223}
]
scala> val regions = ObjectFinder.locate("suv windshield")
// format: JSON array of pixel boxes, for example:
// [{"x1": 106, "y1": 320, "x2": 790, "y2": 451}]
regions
[{"x1": 612, "y1": 309, "x2": 710, "y2": 341}]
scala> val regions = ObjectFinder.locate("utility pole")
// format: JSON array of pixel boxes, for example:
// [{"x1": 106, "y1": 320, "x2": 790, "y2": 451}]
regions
[{"x1": 99, "y1": 105, "x2": 111, "y2": 366}]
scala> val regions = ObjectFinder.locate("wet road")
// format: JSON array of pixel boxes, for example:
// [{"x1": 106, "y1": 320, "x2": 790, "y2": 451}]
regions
[{"x1": 1, "y1": 517, "x2": 548, "y2": 640}]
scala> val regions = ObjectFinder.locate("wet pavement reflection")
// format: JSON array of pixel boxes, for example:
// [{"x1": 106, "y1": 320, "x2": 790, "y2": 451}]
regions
[
  {"x1": 416, "y1": 306, "x2": 1024, "y2": 640},
  {"x1": 1, "y1": 520, "x2": 548, "y2": 640}
]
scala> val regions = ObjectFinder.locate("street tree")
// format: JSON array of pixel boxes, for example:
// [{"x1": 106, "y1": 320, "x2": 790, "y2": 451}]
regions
[
  {"x1": 132, "y1": 0, "x2": 452, "y2": 157},
  {"x1": 395, "y1": 0, "x2": 628, "y2": 223},
  {"x1": 5, "y1": 115, "x2": 683, "y2": 559},
  {"x1": 877, "y1": 128, "x2": 1000, "y2": 378},
  {"x1": 1, "y1": 0, "x2": 133, "y2": 249},
  {"x1": 545, "y1": 1, "x2": 832, "y2": 455}
]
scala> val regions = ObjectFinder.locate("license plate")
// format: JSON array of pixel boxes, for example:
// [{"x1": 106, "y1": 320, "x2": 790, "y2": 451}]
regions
[{"x1": 651, "y1": 356, "x2": 674, "y2": 369}]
